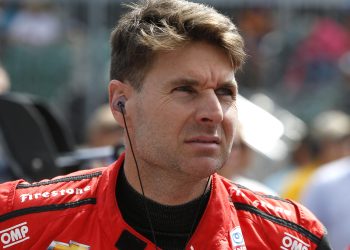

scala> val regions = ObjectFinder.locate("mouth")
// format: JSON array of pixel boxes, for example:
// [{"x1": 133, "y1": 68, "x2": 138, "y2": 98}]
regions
[{"x1": 185, "y1": 136, "x2": 220, "y2": 144}]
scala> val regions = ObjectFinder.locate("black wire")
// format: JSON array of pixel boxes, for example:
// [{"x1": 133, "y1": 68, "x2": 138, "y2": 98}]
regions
[
  {"x1": 120, "y1": 108, "x2": 159, "y2": 250},
  {"x1": 185, "y1": 176, "x2": 211, "y2": 247}
]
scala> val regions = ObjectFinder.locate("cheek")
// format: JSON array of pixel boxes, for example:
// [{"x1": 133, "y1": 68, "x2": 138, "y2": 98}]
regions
[
  {"x1": 135, "y1": 103, "x2": 175, "y2": 138},
  {"x1": 224, "y1": 112, "x2": 238, "y2": 137}
]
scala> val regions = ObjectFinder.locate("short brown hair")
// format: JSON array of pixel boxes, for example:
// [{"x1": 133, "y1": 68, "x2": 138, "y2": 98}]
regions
[{"x1": 110, "y1": 0, "x2": 245, "y2": 90}]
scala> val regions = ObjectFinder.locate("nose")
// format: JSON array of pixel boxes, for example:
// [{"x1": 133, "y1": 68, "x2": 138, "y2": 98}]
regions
[{"x1": 195, "y1": 90, "x2": 224, "y2": 124}]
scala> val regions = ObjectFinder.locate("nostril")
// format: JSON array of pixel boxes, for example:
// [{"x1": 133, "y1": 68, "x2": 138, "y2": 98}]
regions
[{"x1": 201, "y1": 117, "x2": 211, "y2": 122}]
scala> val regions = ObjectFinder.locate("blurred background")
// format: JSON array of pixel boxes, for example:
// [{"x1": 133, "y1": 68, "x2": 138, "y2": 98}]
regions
[{"x1": 0, "y1": 0, "x2": 349, "y2": 195}]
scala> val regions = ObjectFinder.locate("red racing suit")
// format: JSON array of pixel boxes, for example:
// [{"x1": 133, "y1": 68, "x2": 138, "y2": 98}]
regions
[{"x1": 0, "y1": 154, "x2": 331, "y2": 250}]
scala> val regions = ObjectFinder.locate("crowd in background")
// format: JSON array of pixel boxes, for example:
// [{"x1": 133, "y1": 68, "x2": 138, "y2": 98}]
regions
[{"x1": 0, "y1": 1, "x2": 349, "y2": 249}]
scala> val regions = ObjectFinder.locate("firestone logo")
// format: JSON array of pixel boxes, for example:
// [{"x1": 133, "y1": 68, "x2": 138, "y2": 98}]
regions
[
  {"x1": 281, "y1": 232, "x2": 310, "y2": 250},
  {"x1": 48, "y1": 240, "x2": 90, "y2": 250},
  {"x1": 0, "y1": 222, "x2": 29, "y2": 249},
  {"x1": 20, "y1": 186, "x2": 91, "y2": 202}
]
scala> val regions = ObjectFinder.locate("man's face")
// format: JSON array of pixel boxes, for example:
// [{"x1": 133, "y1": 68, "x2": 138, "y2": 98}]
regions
[{"x1": 128, "y1": 41, "x2": 238, "y2": 180}]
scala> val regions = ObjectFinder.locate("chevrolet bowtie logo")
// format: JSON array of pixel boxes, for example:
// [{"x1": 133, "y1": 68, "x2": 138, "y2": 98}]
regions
[{"x1": 48, "y1": 240, "x2": 90, "y2": 250}]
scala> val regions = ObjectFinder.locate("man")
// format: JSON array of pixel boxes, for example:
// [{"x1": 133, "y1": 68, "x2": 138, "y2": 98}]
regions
[
  {"x1": 301, "y1": 156, "x2": 350, "y2": 250},
  {"x1": 0, "y1": 0, "x2": 331, "y2": 249},
  {"x1": 300, "y1": 117, "x2": 350, "y2": 250},
  {"x1": 0, "y1": 66, "x2": 10, "y2": 94},
  {"x1": 0, "y1": 65, "x2": 13, "y2": 182},
  {"x1": 282, "y1": 110, "x2": 350, "y2": 201}
]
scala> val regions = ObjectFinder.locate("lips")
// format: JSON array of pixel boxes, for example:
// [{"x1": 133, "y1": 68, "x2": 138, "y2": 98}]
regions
[{"x1": 185, "y1": 136, "x2": 220, "y2": 144}]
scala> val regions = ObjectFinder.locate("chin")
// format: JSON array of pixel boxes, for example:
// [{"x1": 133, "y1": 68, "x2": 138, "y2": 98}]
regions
[{"x1": 186, "y1": 158, "x2": 222, "y2": 178}]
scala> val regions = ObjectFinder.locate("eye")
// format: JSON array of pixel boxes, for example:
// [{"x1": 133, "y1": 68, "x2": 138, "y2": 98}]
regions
[
  {"x1": 173, "y1": 85, "x2": 196, "y2": 94},
  {"x1": 215, "y1": 87, "x2": 236, "y2": 98}
]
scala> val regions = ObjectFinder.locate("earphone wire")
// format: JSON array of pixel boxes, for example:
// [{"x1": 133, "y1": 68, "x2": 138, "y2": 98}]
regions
[
  {"x1": 185, "y1": 175, "x2": 211, "y2": 247},
  {"x1": 119, "y1": 105, "x2": 159, "y2": 250}
]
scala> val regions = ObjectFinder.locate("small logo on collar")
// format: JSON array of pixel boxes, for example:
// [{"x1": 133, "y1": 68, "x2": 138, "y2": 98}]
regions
[{"x1": 230, "y1": 226, "x2": 247, "y2": 250}]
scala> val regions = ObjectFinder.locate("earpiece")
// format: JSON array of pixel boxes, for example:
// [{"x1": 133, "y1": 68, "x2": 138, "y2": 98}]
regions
[{"x1": 114, "y1": 95, "x2": 126, "y2": 114}]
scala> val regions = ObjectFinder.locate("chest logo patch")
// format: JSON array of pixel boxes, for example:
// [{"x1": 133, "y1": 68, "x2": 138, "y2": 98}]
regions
[
  {"x1": 0, "y1": 222, "x2": 29, "y2": 249},
  {"x1": 48, "y1": 240, "x2": 90, "y2": 250},
  {"x1": 230, "y1": 226, "x2": 247, "y2": 250},
  {"x1": 281, "y1": 233, "x2": 310, "y2": 250}
]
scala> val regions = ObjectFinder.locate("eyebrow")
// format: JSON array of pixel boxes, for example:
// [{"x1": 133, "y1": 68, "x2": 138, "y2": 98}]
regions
[
  {"x1": 220, "y1": 81, "x2": 238, "y2": 89},
  {"x1": 167, "y1": 77, "x2": 237, "y2": 89},
  {"x1": 167, "y1": 78, "x2": 200, "y2": 88}
]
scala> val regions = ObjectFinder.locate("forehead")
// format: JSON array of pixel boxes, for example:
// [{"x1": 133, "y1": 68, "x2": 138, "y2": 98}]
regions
[{"x1": 142, "y1": 41, "x2": 236, "y2": 88}]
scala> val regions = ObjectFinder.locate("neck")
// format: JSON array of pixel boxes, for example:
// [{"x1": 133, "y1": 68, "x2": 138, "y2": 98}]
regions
[
  {"x1": 123, "y1": 152, "x2": 211, "y2": 206},
  {"x1": 116, "y1": 164, "x2": 211, "y2": 249}
]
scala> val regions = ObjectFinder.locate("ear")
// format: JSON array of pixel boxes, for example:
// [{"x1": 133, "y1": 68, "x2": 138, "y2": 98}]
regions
[{"x1": 109, "y1": 79, "x2": 130, "y2": 127}]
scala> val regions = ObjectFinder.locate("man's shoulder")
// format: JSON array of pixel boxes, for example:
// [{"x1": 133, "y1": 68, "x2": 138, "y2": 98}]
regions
[
  {"x1": 217, "y1": 175, "x2": 328, "y2": 246},
  {"x1": 220, "y1": 176, "x2": 299, "y2": 219},
  {"x1": 0, "y1": 167, "x2": 109, "y2": 218}
]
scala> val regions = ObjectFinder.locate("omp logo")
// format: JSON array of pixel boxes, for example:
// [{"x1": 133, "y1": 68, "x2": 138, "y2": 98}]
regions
[
  {"x1": 281, "y1": 232, "x2": 310, "y2": 250},
  {"x1": 252, "y1": 200, "x2": 292, "y2": 216},
  {"x1": 48, "y1": 240, "x2": 90, "y2": 250},
  {"x1": 230, "y1": 226, "x2": 247, "y2": 250},
  {"x1": 0, "y1": 222, "x2": 29, "y2": 248}
]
